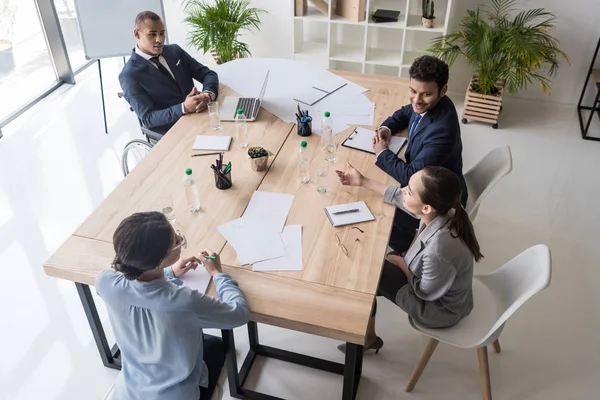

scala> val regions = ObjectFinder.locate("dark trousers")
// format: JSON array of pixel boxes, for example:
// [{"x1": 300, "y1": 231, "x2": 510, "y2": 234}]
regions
[
  {"x1": 199, "y1": 334, "x2": 226, "y2": 400},
  {"x1": 372, "y1": 260, "x2": 409, "y2": 317},
  {"x1": 388, "y1": 209, "x2": 420, "y2": 254}
]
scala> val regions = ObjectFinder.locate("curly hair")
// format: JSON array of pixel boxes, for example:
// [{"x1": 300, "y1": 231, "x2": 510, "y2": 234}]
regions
[
  {"x1": 409, "y1": 55, "x2": 449, "y2": 92},
  {"x1": 112, "y1": 212, "x2": 173, "y2": 280}
]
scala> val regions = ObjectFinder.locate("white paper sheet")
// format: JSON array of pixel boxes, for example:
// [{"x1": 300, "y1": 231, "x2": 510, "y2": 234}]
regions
[
  {"x1": 217, "y1": 217, "x2": 287, "y2": 265},
  {"x1": 342, "y1": 127, "x2": 407, "y2": 154},
  {"x1": 324, "y1": 201, "x2": 375, "y2": 227},
  {"x1": 180, "y1": 267, "x2": 212, "y2": 294},
  {"x1": 192, "y1": 135, "x2": 232, "y2": 151},
  {"x1": 293, "y1": 86, "x2": 330, "y2": 106},
  {"x1": 242, "y1": 191, "x2": 295, "y2": 233},
  {"x1": 214, "y1": 58, "x2": 369, "y2": 125},
  {"x1": 252, "y1": 225, "x2": 303, "y2": 272}
]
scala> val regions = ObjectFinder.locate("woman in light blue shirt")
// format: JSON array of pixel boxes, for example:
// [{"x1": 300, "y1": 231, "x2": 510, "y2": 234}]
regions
[
  {"x1": 336, "y1": 165, "x2": 482, "y2": 354},
  {"x1": 96, "y1": 211, "x2": 250, "y2": 400}
]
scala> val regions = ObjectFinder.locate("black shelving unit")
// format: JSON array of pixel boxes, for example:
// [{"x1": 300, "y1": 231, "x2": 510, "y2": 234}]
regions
[{"x1": 577, "y1": 37, "x2": 600, "y2": 141}]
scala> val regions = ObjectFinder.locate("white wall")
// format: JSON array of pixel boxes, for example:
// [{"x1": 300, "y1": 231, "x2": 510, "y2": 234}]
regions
[{"x1": 163, "y1": 0, "x2": 599, "y2": 105}]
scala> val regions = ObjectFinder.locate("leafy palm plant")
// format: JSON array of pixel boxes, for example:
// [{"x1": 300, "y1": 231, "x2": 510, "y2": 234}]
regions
[
  {"x1": 183, "y1": 0, "x2": 266, "y2": 64},
  {"x1": 427, "y1": 0, "x2": 569, "y2": 95}
]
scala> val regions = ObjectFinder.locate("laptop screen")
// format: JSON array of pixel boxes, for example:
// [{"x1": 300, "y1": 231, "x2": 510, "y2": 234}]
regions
[{"x1": 258, "y1": 70, "x2": 270, "y2": 102}]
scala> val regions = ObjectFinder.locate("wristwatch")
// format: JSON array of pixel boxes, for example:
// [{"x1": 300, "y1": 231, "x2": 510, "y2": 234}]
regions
[{"x1": 204, "y1": 91, "x2": 216, "y2": 102}]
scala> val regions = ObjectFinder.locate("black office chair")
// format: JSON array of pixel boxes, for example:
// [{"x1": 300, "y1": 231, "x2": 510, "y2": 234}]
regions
[{"x1": 118, "y1": 92, "x2": 164, "y2": 177}]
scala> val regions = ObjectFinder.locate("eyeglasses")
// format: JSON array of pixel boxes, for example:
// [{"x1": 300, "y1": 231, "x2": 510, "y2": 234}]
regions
[
  {"x1": 168, "y1": 231, "x2": 187, "y2": 253},
  {"x1": 335, "y1": 226, "x2": 364, "y2": 257}
]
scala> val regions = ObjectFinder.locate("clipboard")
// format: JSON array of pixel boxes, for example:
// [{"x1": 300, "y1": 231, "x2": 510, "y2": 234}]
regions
[{"x1": 341, "y1": 127, "x2": 407, "y2": 155}]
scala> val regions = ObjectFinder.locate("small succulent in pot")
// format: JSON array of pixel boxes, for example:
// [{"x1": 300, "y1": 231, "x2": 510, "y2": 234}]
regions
[
  {"x1": 248, "y1": 146, "x2": 269, "y2": 159},
  {"x1": 248, "y1": 146, "x2": 270, "y2": 171}
]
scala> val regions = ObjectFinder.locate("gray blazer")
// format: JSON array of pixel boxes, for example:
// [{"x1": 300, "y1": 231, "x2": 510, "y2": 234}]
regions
[{"x1": 383, "y1": 186, "x2": 474, "y2": 328}]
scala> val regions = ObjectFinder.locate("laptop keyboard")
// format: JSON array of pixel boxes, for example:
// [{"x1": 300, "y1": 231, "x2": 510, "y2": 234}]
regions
[{"x1": 235, "y1": 98, "x2": 258, "y2": 119}]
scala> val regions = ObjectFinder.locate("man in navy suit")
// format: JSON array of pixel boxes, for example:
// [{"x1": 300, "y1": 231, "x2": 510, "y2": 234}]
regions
[
  {"x1": 119, "y1": 11, "x2": 219, "y2": 135},
  {"x1": 373, "y1": 55, "x2": 467, "y2": 253}
]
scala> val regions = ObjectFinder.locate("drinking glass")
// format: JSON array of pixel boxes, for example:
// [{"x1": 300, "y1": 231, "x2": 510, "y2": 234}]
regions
[
  {"x1": 316, "y1": 161, "x2": 329, "y2": 193},
  {"x1": 208, "y1": 101, "x2": 220, "y2": 130}
]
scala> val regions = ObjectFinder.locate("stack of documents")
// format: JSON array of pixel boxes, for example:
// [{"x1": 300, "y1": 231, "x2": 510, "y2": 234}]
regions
[{"x1": 217, "y1": 191, "x2": 304, "y2": 272}]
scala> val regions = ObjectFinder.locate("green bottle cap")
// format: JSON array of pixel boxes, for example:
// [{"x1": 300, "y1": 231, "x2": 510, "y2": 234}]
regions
[
  {"x1": 300, "y1": 141, "x2": 307, "y2": 148},
  {"x1": 324, "y1": 111, "x2": 330, "y2": 117},
  {"x1": 237, "y1": 109, "x2": 243, "y2": 114},
  {"x1": 185, "y1": 168, "x2": 192, "y2": 175}
]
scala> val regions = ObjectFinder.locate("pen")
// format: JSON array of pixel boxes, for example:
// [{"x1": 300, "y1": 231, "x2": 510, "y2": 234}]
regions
[
  {"x1": 223, "y1": 161, "x2": 232, "y2": 174},
  {"x1": 332, "y1": 208, "x2": 360, "y2": 215},
  {"x1": 191, "y1": 152, "x2": 222, "y2": 158},
  {"x1": 203, "y1": 255, "x2": 217, "y2": 260}
]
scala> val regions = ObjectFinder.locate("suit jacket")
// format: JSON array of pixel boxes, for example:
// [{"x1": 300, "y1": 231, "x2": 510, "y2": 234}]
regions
[
  {"x1": 376, "y1": 96, "x2": 467, "y2": 205},
  {"x1": 391, "y1": 209, "x2": 474, "y2": 328},
  {"x1": 119, "y1": 44, "x2": 219, "y2": 134}
]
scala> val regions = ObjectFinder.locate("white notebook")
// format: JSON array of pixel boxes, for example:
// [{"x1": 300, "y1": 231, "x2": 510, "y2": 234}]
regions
[
  {"x1": 324, "y1": 201, "x2": 375, "y2": 227},
  {"x1": 341, "y1": 127, "x2": 406, "y2": 155},
  {"x1": 192, "y1": 135, "x2": 232, "y2": 151}
]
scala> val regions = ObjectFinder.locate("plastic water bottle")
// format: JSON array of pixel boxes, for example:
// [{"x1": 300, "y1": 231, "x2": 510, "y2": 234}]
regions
[
  {"x1": 298, "y1": 141, "x2": 310, "y2": 184},
  {"x1": 235, "y1": 109, "x2": 248, "y2": 148},
  {"x1": 321, "y1": 111, "x2": 336, "y2": 162},
  {"x1": 184, "y1": 168, "x2": 200, "y2": 212}
]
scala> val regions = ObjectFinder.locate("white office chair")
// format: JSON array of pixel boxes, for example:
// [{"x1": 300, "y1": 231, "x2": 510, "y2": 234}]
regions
[
  {"x1": 464, "y1": 146, "x2": 513, "y2": 221},
  {"x1": 404, "y1": 244, "x2": 552, "y2": 400}
]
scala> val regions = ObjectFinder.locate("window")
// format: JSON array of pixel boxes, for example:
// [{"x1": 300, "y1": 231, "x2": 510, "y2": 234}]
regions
[
  {"x1": 54, "y1": 0, "x2": 86, "y2": 69},
  {"x1": 0, "y1": 0, "x2": 57, "y2": 121}
]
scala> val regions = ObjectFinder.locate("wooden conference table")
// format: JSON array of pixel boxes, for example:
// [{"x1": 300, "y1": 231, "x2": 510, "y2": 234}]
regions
[{"x1": 43, "y1": 69, "x2": 411, "y2": 400}]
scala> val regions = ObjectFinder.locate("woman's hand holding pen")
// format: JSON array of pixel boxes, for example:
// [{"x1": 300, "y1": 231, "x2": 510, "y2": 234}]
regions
[{"x1": 200, "y1": 249, "x2": 223, "y2": 276}]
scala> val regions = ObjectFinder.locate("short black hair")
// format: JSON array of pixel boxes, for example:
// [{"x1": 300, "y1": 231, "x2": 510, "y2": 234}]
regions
[
  {"x1": 409, "y1": 55, "x2": 449, "y2": 92},
  {"x1": 135, "y1": 11, "x2": 162, "y2": 29}
]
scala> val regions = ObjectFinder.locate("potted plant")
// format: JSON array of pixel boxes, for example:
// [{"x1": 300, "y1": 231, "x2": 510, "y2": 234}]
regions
[
  {"x1": 0, "y1": 0, "x2": 16, "y2": 74},
  {"x1": 183, "y1": 0, "x2": 266, "y2": 65},
  {"x1": 422, "y1": 0, "x2": 435, "y2": 29},
  {"x1": 427, "y1": 0, "x2": 569, "y2": 128},
  {"x1": 248, "y1": 146, "x2": 270, "y2": 171}
]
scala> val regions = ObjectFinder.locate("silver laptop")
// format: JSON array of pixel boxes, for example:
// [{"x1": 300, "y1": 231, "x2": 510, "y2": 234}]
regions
[{"x1": 220, "y1": 70, "x2": 270, "y2": 122}]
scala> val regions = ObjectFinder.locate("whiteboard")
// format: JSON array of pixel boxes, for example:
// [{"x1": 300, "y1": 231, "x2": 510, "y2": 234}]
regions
[{"x1": 74, "y1": 0, "x2": 166, "y2": 60}]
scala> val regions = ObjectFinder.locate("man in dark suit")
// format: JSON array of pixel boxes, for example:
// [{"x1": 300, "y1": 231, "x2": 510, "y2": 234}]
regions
[
  {"x1": 119, "y1": 11, "x2": 219, "y2": 135},
  {"x1": 373, "y1": 55, "x2": 467, "y2": 253}
]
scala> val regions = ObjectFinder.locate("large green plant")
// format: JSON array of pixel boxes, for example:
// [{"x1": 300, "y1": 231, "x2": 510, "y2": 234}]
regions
[
  {"x1": 427, "y1": 0, "x2": 569, "y2": 95},
  {"x1": 183, "y1": 0, "x2": 266, "y2": 64}
]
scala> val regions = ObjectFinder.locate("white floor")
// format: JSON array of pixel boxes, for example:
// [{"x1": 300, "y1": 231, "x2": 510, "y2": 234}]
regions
[{"x1": 1, "y1": 58, "x2": 600, "y2": 400}]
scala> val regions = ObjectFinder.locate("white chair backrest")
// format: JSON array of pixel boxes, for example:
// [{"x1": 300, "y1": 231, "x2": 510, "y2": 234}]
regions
[
  {"x1": 476, "y1": 244, "x2": 552, "y2": 343},
  {"x1": 464, "y1": 146, "x2": 513, "y2": 220}
]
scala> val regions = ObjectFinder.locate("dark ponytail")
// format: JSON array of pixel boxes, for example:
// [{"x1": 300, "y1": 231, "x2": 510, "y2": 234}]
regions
[
  {"x1": 112, "y1": 212, "x2": 173, "y2": 280},
  {"x1": 419, "y1": 167, "x2": 483, "y2": 262}
]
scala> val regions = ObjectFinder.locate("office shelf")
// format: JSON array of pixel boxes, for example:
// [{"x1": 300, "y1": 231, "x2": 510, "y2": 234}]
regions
[{"x1": 292, "y1": 0, "x2": 454, "y2": 77}]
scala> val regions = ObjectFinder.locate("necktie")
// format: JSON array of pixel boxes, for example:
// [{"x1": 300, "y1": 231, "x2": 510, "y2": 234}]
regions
[
  {"x1": 408, "y1": 114, "x2": 423, "y2": 141},
  {"x1": 149, "y1": 56, "x2": 176, "y2": 83}
]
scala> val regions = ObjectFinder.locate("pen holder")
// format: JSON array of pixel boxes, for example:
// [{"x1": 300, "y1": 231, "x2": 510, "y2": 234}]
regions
[
  {"x1": 214, "y1": 168, "x2": 232, "y2": 190},
  {"x1": 297, "y1": 117, "x2": 312, "y2": 137}
]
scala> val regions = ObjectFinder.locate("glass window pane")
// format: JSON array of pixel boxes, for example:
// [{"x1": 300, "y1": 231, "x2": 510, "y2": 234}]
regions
[
  {"x1": 54, "y1": 0, "x2": 86, "y2": 69},
  {"x1": 0, "y1": 0, "x2": 57, "y2": 121}
]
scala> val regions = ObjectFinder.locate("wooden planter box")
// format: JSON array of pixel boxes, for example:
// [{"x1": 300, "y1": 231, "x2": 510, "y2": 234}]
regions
[{"x1": 462, "y1": 76, "x2": 504, "y2": 129}]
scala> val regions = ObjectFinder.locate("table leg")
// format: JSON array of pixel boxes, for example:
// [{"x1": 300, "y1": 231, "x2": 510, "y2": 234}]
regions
[
  {"x1": 342, "y1": 343, "x2": 363, "y2": 400},
  {"x1": 223, "y1": 323, "x2": 363, "y2": 400},
  {"x1": 75, "y1": 282, "x2": 121, "y2": 370}
]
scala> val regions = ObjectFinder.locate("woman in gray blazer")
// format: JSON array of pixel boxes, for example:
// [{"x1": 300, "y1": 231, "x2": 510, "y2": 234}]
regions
[{"x1": 336, "y1": 165, "x2": 483, "y2": 353}]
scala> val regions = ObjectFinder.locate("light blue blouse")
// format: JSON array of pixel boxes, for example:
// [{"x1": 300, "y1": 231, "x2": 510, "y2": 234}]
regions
[{"x1": 96, "y1": 268, "x2": 250, "y2": 400}]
